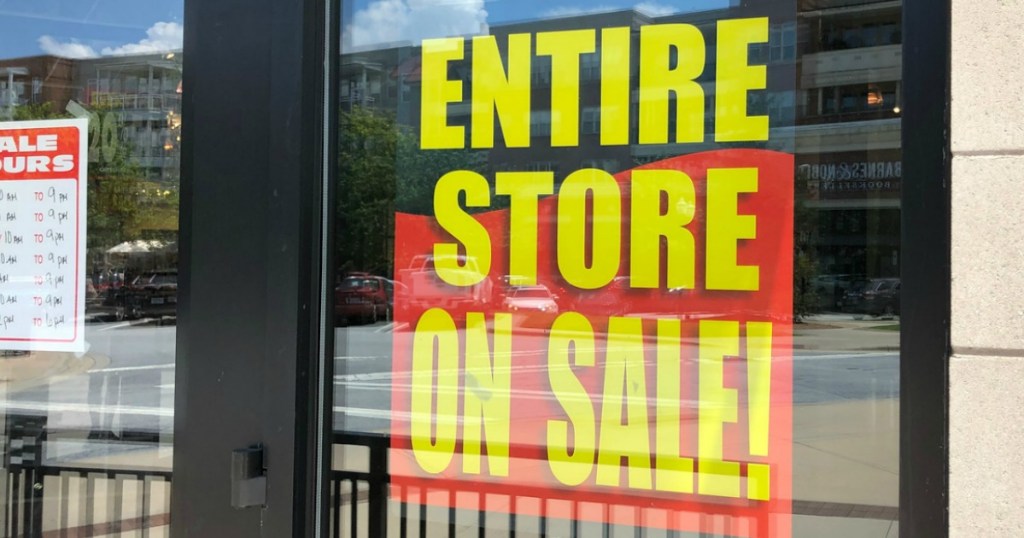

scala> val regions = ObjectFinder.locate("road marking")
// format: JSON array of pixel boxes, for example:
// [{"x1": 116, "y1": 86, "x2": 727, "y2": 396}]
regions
[
  {"x1": 0, "y1": 400, "x2": 173, "y2": 417},
  {"x1": 95, "y1": 321, "x2": 135, "y2": 332},
  {"x1": 374, "y1": 322, "x2": 395, "y2": 333},
  {"x1": 91, "y1": 364, "x2": 175, "y2": 374}
]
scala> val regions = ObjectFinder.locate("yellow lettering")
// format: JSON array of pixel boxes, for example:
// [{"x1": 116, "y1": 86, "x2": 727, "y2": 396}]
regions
[
  {"x1": 496, "y1": 172, "x2": 554, "y2": 285},
  {"x1": 557, "y1": 168, "x2": 621, "y2": 289},
  {"x1": 639, "y1": 24, "x2": 706, "y2": 144},
  {"x1": 537, "y1": 30, "x2": 596, "y2": 147},
  {"x1": 601, "y1": 27, "x2": 631, "y2": 146},
  {"x1": 433, "y1": 170, "x2": 492, "y2": 286},
  {"x1": 596, "y1": 317, "x2": 652, "y2": 490},
  {"x1": 629, "y1": 169, "x2": 697, "y2": 289},
  {"x1": 410, "y1": 309, "x2": 460, "y2": 474},
  {"x1": 715, "y1": 18, "x2": 769, "y2": 142},
  {"x1": 655, "y1": 318, "x2": 693, "y2": 493},
  {"x1": 462, "y1": 313, "x2": 513, "y2": 476},
  {"x1": 746, "y1": 321, "x2": 773, "y2": 501},
  {"x1": 547, "y1": 312, "x2": 597, "y2": 486},
  {"x1": 706, "y1": 167, "x2": 759, "y2": 291},
  {"x1": 697, "y1": 320, "x2": 740, "y2": 498},
  {"x1": 421, "y1": 38, "x2": 465, "y2": 149},
  {"x1": 471, "y1": 34, "x2": 531, "y2": 148}
]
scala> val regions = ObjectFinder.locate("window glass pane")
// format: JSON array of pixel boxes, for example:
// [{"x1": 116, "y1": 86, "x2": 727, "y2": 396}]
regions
[
  {"x1": 332, "y1": 0, "x2": 900, "y2": 536},
  {"x1": 0, "y1": 3, "x2": 182, "y2": 535}
]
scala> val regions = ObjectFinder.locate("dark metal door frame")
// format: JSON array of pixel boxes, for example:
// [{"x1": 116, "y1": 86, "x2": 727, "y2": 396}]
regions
[
  {"x1": 170, "y1": 0, "x2": 334, "y2": 534},
  {"x1": 900, "y1": 0, "x2": 952, "y2": 536},
  {"x1": 170, "y1": 0, "x2": 953, "y2": 535}
]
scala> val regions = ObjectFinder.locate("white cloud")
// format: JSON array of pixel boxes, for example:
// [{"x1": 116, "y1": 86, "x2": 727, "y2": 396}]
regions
[
  {"x1": 37, "y1": 36, "x2": 98, "y2": 59},
  {"x1": 101, "y1": 22, "x2": 183, "y2": 56},
  {"x1": 544, "y1": 2, "x2": 680, "y2": 19},
  {"x1": 542, "y1": 6, "x2": 617, "y2": 18},
  {"x1": 345, "y1": 0, "x2": 488, "y2": 49},
  {"x1": 37, "y1": 21, "x2": 182, "y2": 59},
  {"x1": 634, "y1": 2, "x2": 677, "y2": 16}
]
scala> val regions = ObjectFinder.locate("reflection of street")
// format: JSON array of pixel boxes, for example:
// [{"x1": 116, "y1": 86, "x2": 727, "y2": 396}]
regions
[
  {"x1": 1, "y1": 315, "x2": 898, "y2": 439},
  {"x1": 333, "y1": 314, "x2": 901, "y2": 516},
  {"x1": 0, "y1": 314, "x2": 899, "y2": 512},
  {"x1": 2, "y1": 320, "x2": 176, "y2": 437},
  {"x1": 334, "y1": 316, "x2": 898, "y2": 431}
]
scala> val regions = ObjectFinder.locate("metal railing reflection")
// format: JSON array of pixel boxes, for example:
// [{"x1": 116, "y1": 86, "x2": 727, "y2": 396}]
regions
[
  {"x1": 331, "y1": 432, "x2": 773, "y2": 538},
  {"x1": 1, "y1": 415, "x2": 171, "y2": 538},
  {"x1": 0, "y1": 420, "x2": 897, "y2": 537}
]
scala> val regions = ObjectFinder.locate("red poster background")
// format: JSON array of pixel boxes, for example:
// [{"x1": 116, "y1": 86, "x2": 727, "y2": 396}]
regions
[
  {"x1": 0, "y1": 127, "x2": 80, "y2": 181},
  {"x1": 390, "y1": 149, "x2": 794, "y2": 537}
]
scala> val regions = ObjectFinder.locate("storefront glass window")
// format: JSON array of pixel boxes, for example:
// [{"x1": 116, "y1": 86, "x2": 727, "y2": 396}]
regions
[
  {"x1": 0, "y1": 3, "x2": 182, "y2": 535},
  {"x1": 332, "y1": 0, "x2": 900, "y2": 536}
]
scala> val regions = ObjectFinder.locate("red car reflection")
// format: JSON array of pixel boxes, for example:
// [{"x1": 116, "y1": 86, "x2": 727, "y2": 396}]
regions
[{"x1": 335, "y1": 274, "x2": 391, "y2": 325}]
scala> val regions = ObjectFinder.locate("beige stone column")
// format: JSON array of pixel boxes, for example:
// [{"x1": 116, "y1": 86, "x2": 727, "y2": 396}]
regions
[{"x1": 950, "y1": 0, "x2": 1024, "y2": 535}]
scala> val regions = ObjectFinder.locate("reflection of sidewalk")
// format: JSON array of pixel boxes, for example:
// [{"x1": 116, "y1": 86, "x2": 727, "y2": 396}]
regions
[
  {"x1": 0, "y1": 351, "x2": 109, "y2": 393},
  {"x1": 30, "y1": 444, "x2": 171, "y2": 537},
  {"x1": 385, "y1": 314, "x2": 902, "y2": 355},
  {"x1": 794, "y1": 316, "x2": 900, "y2": 353},
  {"x1": 338, "y1": 394, "x2": 900, "y2": 538}
]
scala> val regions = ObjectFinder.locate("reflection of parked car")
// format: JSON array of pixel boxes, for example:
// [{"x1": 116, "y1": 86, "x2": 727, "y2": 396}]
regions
[
  {"x1": 115, "y1": 270, "x2": 178, "y2": 321},
  {"x1": 573, "y1": 276, "x2": 630, "y2": 316},
  {"x1": 813, "y1": 273, "x2": 865, "y2": 310},
  {"x1": 502, "y1": 285, "x2": 559, "y2": 327},
  {"x1": 399, "y1": 255, "x2": 492, "y2": 312},
  {"x1": 335, "y1": 274, "x2": 391, "y2": 325},
  {"x1": 502, "y1": 285, "x2": 559, "y2": 314},
  {"x1": 842, "y1": 277, "x2": 900, "y2": 317}
]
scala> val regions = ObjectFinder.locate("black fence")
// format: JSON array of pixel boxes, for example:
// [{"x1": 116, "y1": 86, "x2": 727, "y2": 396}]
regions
[
  {"x1": 1, "y1": 417, "x2": 897, "y2": 537},
  {"x1": 2, "y1": 415, "x2": 172, "y2": 538},
  {"x1": 329, "y1": 432, "x2": 766, "y2": 538}
]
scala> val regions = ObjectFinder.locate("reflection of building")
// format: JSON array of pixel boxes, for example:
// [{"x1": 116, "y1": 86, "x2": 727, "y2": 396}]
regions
[
  {"x1": 337, "y1": 2, "x2": 897, "y2": 282},
  {"x1": 0, "y1": 55, "x2": 76, "y2": 119},
  {"x1": 75, "y1": 53, "x2": 184, "y2": 184},
  {"x1": 339, "y1": 5, "x2": 797, "y2": 175},
  {"x1": 0, "y1": 52, "x2": 183, "y2": 185},
  {"x1": 336, "y1": 1, "x2": 899, "y2": 282},
  {"x1": 795, "y1": 0, "x2": 902, "y2": 279},
  {"x1": 0, "y1": 51, "x2": 183, "y2": 252}
]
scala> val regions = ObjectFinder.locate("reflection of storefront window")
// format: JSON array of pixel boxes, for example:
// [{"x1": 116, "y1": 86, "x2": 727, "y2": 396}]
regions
[
  {"x1": 820, "y1": 16, "x2": 901, "y2": 51},
  {"x1": 530, "y1": 109, "x2": 551, "y2": 138},
  {"x1": 807, "y1": 81, "x2": 900, "y2": 120},
  {"x1": 581, "y1": 107, "x2": 600, "y2": 135}
]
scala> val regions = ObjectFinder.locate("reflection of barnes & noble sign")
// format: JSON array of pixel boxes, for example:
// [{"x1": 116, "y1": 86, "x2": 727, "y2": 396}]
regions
[{"x1": 799, "y1": 158, "x2": 901, "y2": 199}]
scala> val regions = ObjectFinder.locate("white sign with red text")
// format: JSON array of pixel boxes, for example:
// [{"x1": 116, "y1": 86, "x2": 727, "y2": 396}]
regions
[{"x1": 0, "y1": 119, "x2": 87, "y2": 352}]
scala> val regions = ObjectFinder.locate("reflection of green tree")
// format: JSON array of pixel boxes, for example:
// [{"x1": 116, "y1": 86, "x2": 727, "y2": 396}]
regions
[
  {"x1": 12, "y1": 103, "x2": 62, "y2": 122},
  {"x1": 395, "y1": 130, "x2": 486, "y2": 216},
  {"x1": 793, "y1": 169, "x2": 819, "y2": 321},
  {"x1": 10, "y1": 103, "x2": 179, "y2": 270},
  {"x1": 336, "y1": 106, "x2": 485, "y2": 277},
  {"x1": 88, "y1": 141, "x2": 144, "y2": 251}
]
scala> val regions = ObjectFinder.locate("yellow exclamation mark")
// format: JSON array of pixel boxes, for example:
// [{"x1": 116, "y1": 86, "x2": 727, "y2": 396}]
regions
[{"x1": 746, "y1": 322, "x2": 773, "y2": 501}]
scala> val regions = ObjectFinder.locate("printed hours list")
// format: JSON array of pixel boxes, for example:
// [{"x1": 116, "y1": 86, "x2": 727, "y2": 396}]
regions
[{"x1": 0, "y1": 120, "x2": 87, "y2": 352}]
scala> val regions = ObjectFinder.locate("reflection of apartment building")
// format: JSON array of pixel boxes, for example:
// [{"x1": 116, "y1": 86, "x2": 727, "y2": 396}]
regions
[
  {"x1": 796, "y1": 0, "x2": 902, "y2": 278},
  {"x1": 74, "y1": 53, "x2": 184, "y2": 184},
  {"x1": 0, "y1": 55, "x2": 76, "y2": 119},
  {"x1": 0, "y1": 52, "x2": 183, "y2": 185},
  {"x1": 339, "y1": 5, "x2": 795, "y2": 173},
  {"x1": 335, "y1": 0, "x2": 899, "y2": 277}
]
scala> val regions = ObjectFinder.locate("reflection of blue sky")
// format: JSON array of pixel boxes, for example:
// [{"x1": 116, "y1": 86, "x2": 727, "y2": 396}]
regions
[
  {"x1": 0, "y1": 0, "x2": 730, "y2": 59},
  {"x1": 484, "y1": 0, "x2": 729, "y2": 22},
  {"x1": 0, "y1": 0, "x2": 183, "y2": 59},
  {"x1": 345, "y1": 0, "x2": 731, "y2": 49}
]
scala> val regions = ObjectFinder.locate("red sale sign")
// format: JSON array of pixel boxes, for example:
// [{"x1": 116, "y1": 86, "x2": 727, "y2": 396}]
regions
[
  {"x1": 0, "y1": 119, "x2": 87, "y2": 352},
  {"x1": 389, "y1": 149, "x2": 793, "y2": 536}
]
